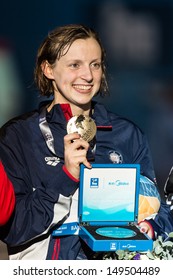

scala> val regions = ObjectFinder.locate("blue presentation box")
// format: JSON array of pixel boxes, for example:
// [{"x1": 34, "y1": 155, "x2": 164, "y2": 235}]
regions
[{"x1": 78, "y1": 163, "x2": 153, "y2": 252}]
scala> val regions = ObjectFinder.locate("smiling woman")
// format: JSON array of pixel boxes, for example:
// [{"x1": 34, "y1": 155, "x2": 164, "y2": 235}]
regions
[
  {"x1": 40, "y1": 38, "x2": 104, "y2": 116},
  {"x1": 0, "y1": 24, "x2": 167, "y2": 260}
]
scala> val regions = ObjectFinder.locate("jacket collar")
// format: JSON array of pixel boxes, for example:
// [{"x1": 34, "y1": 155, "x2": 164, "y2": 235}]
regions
[{"x1": 39, "y1": 100, "x2": 112, "y2": 128}]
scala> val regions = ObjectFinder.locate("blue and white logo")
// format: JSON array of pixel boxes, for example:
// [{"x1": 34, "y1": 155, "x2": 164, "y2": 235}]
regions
[
  {"x1": 110, "y1": 242, "x2": 117, "y2": 250},
  {"x1": 90, "y1": 178, "x2": 99, "y2": 188}
]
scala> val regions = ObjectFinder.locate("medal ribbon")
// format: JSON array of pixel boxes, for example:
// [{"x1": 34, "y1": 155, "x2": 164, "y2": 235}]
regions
[{"x1": 39, "y1": 106, "x2": 57, "y2": 156}]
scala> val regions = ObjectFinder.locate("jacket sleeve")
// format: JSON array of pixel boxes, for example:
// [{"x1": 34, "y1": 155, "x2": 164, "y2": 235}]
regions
[
  {"x1": 0, "y1": 125, "x2": 79, "y2": 246},
  {"x1": 0, "y1": 161, "x2": 15, "y2": 226},
  {"x1": 132, "y1": 127, "x2": 156, "y2": 183},
  {"x1": 129, "y1": 125, "x2": 161, "y2": 221}
]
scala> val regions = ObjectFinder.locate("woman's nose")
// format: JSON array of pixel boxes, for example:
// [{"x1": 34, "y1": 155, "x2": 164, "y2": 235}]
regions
[{"x1": 80, "y1": 65, "x2": 93, "y2": 82}]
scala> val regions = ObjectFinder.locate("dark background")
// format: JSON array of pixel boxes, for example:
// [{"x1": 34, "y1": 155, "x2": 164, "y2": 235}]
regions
[{"x1": 1, "y1": 0, "x2": 173, "y2": 198}]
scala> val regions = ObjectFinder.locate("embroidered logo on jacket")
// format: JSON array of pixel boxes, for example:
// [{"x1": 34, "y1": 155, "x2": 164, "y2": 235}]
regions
[
  {"x1": 109, "y1": 151, "x2": 123, "y2": 164},
  {"x1": 45, "y1": 156, "x2": 60, "y2": 166}
]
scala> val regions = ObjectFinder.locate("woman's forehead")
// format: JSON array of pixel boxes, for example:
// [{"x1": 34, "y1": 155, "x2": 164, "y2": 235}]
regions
[{"x1": 61, "y1": 38, "x2": 102, "y2": 59}]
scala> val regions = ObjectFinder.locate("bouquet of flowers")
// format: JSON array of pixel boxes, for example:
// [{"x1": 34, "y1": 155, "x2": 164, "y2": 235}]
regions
[{"x1": 93, "y1": 232, "x2": 173, "y2": 260}]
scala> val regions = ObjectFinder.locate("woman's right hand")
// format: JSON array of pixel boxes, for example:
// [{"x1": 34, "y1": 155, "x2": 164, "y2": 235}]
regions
[{"x1": 64, "y1": 133, "x2": 92, "y2": 180}]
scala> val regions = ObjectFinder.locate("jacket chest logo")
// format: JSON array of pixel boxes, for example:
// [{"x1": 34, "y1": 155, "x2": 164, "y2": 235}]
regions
[
  {"x1": 108, "y1": 151, "x2": 123, "y2": 164},
  {"x1": 45, "y1": 156, "x2": 60, "y2": 166}
]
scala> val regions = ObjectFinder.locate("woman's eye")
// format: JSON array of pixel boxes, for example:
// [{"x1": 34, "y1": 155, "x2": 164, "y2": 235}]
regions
[
  {"x1": 91, "y1": 63, "x2": 101, "y2": 69},
  {"x1": 70, "y1": 63, "x2": 79, "y2": 69}
]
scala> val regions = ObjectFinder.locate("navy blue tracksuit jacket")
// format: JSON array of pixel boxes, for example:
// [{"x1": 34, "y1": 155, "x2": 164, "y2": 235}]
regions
[{"x1": 0, "y1": 101, "x2": 170, "y2": 259}]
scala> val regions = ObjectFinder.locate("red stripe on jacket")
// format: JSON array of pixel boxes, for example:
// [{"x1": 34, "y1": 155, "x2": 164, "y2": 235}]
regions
[{"x1": 0, "y1": 161, "x2": 15, "y2": 225}]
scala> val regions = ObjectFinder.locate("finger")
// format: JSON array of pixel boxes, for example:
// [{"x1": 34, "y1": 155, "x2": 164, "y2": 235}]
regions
[
  {"x1": 82, "y1": 158, "x2": 92, "y2": 169},
  {"x1": 73, "y1": 139, "x2": 90, "y2": 151},
  {"x1": 140, "y1": 226, "x2": 148, "y2": 233},
  {"x1": 64, "y1": 133, "x2": 81, "y2": 144},
  {"x1": 138, "y1": 222, "x2": 149, "y2": 234}
]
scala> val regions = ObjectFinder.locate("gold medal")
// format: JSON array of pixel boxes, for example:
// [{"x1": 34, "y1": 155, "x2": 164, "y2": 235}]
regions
[{"x1": 67, "y1": 115, "x2": 97, "y2": 142}]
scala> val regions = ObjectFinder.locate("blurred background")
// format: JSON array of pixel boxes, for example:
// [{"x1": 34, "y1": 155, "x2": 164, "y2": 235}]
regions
[{"x1": 1, "y1": 0, "x2": 173, "y2": 198}]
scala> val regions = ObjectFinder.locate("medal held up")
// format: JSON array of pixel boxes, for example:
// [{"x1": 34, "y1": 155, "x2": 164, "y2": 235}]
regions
[{"x1": 67, "y1": 115, "x2": 97, "y2": 143}]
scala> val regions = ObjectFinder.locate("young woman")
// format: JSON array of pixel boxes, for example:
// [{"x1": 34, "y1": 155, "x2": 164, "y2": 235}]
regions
[{"x1": 0, "y1": 24, "x2": 162, "y2": 259}]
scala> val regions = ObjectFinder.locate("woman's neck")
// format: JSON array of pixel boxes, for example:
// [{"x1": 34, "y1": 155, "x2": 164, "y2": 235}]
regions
[{"x1": 47, "y1": 100, "x2": 92, "y2": 117}]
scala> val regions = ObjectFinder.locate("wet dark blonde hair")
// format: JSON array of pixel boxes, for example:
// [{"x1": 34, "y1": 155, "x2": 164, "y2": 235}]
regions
[{"x1": 34, "y1": 24, "x2": 108, "y2": 97}]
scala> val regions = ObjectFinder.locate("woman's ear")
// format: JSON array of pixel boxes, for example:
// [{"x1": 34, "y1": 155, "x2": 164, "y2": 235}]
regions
[{"x1": 41, "y1": 61, "x2": 54, "y2": 79}]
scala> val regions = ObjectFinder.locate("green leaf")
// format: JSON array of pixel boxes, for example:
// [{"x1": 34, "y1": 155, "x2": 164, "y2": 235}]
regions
[
  {"x1": 146, "y1": 251, "x2": 156, "y2": 260},
  {"x1": 162, "y1": 241, "x2": 173, "y2": 247},
  {"x1": 154, "y1": 245, "x2": 163, "y2": 255},
  {"x1": 168, "y1": 232, "x2": 173, "y2": 238}
]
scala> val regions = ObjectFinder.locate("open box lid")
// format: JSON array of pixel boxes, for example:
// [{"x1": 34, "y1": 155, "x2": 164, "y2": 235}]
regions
[{"x1": 79, "y1": 163, "x2": 140, "y2": 226}]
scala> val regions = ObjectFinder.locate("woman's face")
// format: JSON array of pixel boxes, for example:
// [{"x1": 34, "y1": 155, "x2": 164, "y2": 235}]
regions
[{"x1": 44, "y1": 37, "x2": 103, "y2": 113}]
